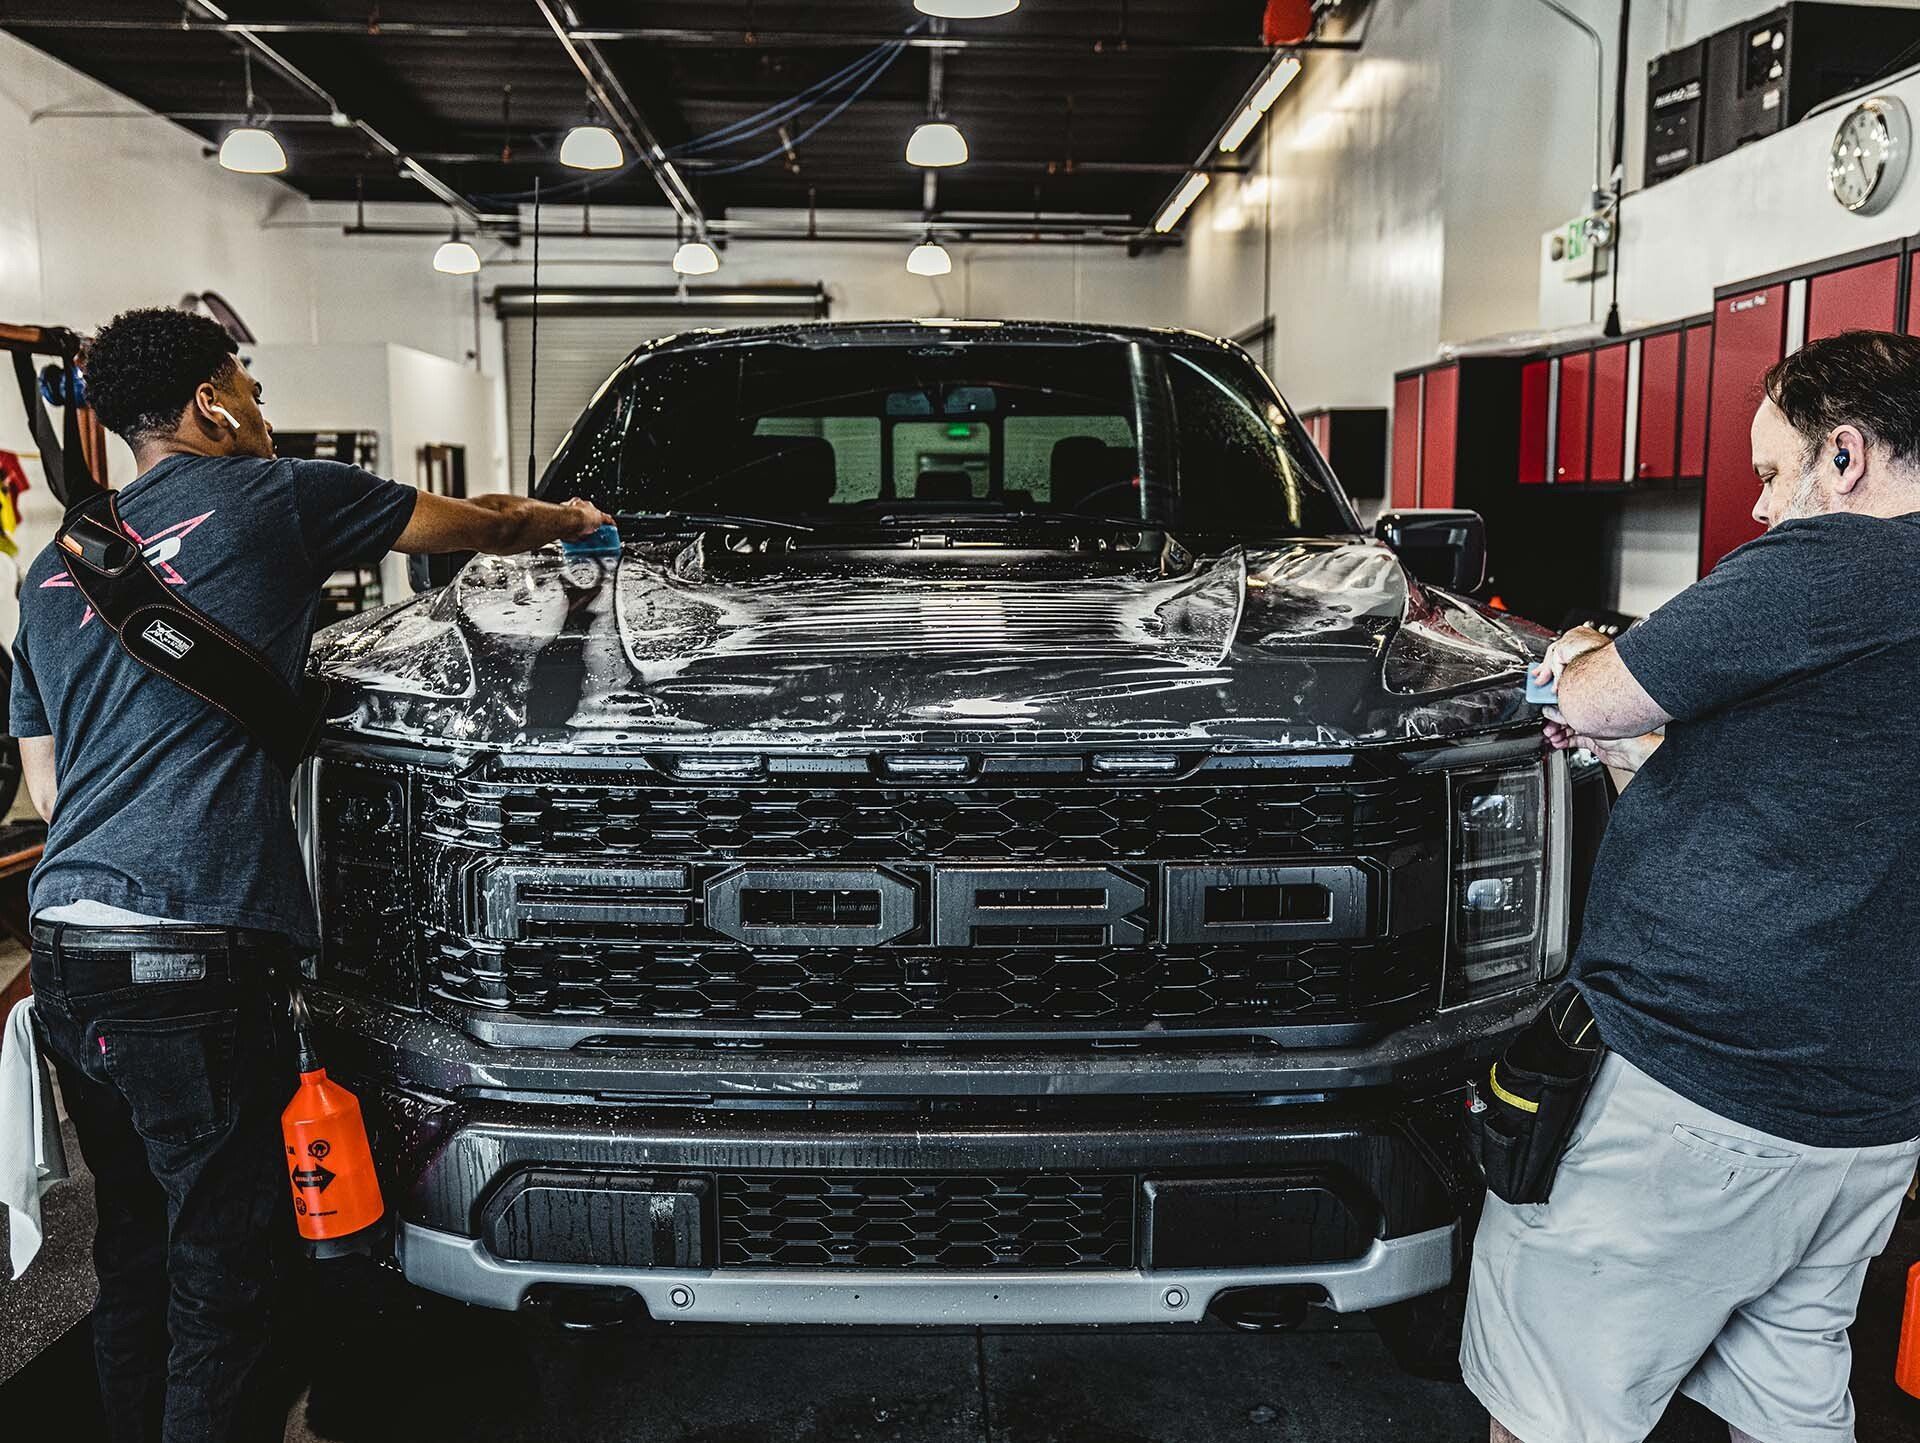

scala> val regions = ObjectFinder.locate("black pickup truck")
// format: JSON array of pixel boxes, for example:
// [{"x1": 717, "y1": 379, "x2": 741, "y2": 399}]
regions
[{"x1": 300, "y1": 320, "x2": 1607, "y2": 1369}]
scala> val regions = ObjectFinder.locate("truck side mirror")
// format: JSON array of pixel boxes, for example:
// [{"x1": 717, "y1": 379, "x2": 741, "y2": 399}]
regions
[
  {"x1": 408, "y1": 551, "x2": 474, "y2": 595},
  {"x1": 1374, "y1": 509, "x2": 1488, "y2": 594}
]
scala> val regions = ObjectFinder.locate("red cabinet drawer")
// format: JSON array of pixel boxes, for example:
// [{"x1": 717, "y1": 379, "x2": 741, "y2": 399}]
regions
[
  {"x1": 1589, "y1": 343, "x2": 1628, "y2": 483},
  {"x1": 1636, "y1": 330, "x2": 1681, "y2": 481},
  {"x1": 1680, "y1": 323, "x2": 1711, "y2": 477},
  {"x1": 1555, "y1": 351, "x2": 1591, "y2": 483},
  {"x1": 1419, "y1": 366, "x2": 1458, "y2": 508},
  {"x1": 1518, "y1": 359, "x2": 1550, "y2": 484},
  {"x1": 1391, "y1": 376, "x2": 1421, "y2": 507},
  {"x1": 1701, "y1": 285, "x2": 1787, "y2": 574},
  {"x1": 1807, "y1": 255, "x2": 1899, "y2": 342}
]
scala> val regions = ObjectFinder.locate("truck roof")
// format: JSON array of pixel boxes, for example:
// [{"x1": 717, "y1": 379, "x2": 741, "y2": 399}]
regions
[{"x1": 634, "y1": 317, "x2": 1248, "y2": 359}]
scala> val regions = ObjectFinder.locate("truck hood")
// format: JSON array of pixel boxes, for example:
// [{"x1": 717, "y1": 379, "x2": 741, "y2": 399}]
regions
[{"x1": 312, "y1": 538, "x2": 1550, "y2": 751}]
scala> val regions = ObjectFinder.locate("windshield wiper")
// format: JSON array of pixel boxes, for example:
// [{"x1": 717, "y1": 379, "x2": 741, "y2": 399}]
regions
[
  {"x1": 871, "y1": 509, "x2": 1155, "y2": 530},
  {"x1": 615, "y1": 510, "x2": 816, "y2": 535}
]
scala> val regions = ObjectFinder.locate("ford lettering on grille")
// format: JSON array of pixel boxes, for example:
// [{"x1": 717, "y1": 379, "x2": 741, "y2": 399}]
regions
[{"x1": 469, "y1": 861, "x2": 1371, "y2": 947}]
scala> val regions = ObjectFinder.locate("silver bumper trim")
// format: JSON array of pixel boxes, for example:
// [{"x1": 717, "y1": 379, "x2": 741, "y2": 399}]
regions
[{"x1": 397, "y1": 1220, "x2": 1457, "y2": 1325}]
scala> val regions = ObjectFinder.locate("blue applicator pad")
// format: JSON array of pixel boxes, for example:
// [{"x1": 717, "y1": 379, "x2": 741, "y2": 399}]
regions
[
  {"x1": 1525, "y1": 672, "x2": 1559, "y2": 706},
  {"x1": 562, "y1": 524, "x2": 623, "y2": 556}
]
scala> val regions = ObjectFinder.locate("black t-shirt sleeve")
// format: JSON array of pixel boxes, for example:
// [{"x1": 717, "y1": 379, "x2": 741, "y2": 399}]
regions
[
  {"x1": 290, "y1": 460, "x2": 419, "y2": 580},
  {"x1": 1613, "y1": 521, "x2": 1833, "y2": 722},
  {"x1": 8, "y1": 627, "x2": 48, "y2": 739}
]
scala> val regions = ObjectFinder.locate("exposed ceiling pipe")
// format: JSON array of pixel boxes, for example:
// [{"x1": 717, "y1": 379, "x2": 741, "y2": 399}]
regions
[
  {"x1": 923, "y1": 19, "x2": 948, "y2": 217},
  {"x1": 0, "y1": 15, "x2": 1363, "y2": 55},
  {"x1": 317, "y1": 220, "x2": 1174, "y2": 248},
  {"x1": 688, "y1": 158, "x2": 1253, "y2": 177},
  {"x1": 178, "y1": 0, "x2": 492, "y2": 224},
  {"x1": 1525, "y1": 0, "x2": 1606, "y2": 201}
]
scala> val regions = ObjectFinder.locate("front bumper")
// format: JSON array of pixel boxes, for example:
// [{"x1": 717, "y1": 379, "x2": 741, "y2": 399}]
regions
[
  {"x1": 306, "y1": 985, "x2": 1530, "y2": 1324},
  {"x1": 398, "y1": 1220, "x2": 1459, "y2": 1324},
  {"x1": 303, "y1": 997, "x2": 1528, "y2": 1327}
]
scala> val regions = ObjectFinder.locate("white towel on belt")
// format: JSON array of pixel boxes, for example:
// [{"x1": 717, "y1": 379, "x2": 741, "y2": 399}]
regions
[{"x1": 0, "y1": 996, "x2": 69, "y2": 1277}]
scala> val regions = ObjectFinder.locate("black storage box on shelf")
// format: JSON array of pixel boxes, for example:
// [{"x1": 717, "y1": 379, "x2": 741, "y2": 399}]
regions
[
  {"x1": 274, "y1": 429, "x2": 379, "y2": 470},
  {"x1": 1702, "y1": 3, "x2": 1920, "y2": 164},
  {"x1": 1645, "y1": 39, "x2": 1710, "y2": 187},
  {"x1": 1299, "y1": 407, "x2": 1387, "y2": 503}
]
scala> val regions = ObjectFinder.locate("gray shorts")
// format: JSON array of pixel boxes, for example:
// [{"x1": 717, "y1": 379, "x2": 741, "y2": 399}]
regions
[{"x1": 1461, "y1": 1052, "x2": 1919, "y2": 1443}]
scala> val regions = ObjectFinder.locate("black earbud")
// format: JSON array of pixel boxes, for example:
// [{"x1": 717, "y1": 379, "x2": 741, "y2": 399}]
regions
[{"x1": 1834, "y1": 446, "x2": 1851, "y2": 475}]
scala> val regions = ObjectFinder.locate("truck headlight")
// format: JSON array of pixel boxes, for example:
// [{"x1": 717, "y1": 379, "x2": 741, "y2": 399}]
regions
[
  {"x1": 1442, "y1": 755, "x2": 1571, "y2": 1008},
  {"x1": 311, "y1": 756, "x2": 419, "y2": 1005}
]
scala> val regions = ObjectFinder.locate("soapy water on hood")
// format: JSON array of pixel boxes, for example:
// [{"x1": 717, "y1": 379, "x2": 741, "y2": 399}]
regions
[{"x1": 312, "y1": 538, "x2": 1548, "y2": 752}]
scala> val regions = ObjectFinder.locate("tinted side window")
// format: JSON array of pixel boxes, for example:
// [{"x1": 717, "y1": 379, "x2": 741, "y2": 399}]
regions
[{"x1": 1167, "y1": 351, "x2": 1348, "y2": 535}]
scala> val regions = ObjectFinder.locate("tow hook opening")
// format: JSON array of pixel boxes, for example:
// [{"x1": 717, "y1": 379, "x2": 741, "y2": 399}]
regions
[
  {"x1": 521, "y1": 1282, "x2": 651, "y2": 1331},
  {"x1": 1207, "y1": 1285, "x2": 1326, "y2": 1332}
]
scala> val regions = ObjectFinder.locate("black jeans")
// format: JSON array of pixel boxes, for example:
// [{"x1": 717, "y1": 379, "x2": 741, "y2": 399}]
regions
[{"x1": 29, "y1": 926, "x2": 297, "y2": 1443}]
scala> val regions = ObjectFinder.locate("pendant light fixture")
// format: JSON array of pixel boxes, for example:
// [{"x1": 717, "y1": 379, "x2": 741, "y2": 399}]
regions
[
  {"x1": 906, "y1": 238, "x2": 953, "y2": 277},
  {"x1": 915, "y1": 0, "x2": 1020, "y2": 15},
  {"x1": 560, "y1": 96, "x2": 624, "y2": 170},
  {"x1": 672, "y1": 238, "x2": 721, "y2": 276},
  {"x1": 907, "y1": 121, "x2": 969, "y2": 168},
  {"x1": 433, "y1": 224, "x2": 481, "y2": 275},
  {"x1": 218, "y1": 53, "x2": 287, "y2": 175}
]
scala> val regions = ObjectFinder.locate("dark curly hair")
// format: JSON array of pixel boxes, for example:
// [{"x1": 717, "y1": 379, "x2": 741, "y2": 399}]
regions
[{"x1": 81, "y1": 307, "x2": 238, "y2": 443}]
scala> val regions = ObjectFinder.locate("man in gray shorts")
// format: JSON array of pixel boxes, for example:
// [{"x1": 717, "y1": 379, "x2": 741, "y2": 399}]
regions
[{"x1": 1463, "y1": 328, "x2": 1920, "y2": 1443}]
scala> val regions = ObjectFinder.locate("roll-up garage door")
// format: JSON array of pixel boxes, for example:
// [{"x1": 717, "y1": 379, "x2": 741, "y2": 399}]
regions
[{"x1": 499, "y1": 285, "x2": 829, "y2": 489}]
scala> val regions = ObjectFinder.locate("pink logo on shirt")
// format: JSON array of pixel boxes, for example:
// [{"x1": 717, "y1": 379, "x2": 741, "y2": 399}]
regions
[{"x1": 43, "y1": 511, "x2": 215, "y2": 625}]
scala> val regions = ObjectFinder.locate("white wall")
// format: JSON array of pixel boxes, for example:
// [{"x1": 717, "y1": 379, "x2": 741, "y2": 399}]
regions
[
  {"x1": 248, "y1": 342, "x2": 501, "y2": 600},
  {"x1": 1167, "y1": 0, "x2": 1612, "y2": 411},
  {"x1": 1171, "y1": 0, "x2": 1448, "y2": 404}
]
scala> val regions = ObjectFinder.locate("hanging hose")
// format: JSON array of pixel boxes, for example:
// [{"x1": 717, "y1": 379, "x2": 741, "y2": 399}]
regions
[{"x1": 702, "y1": 40, "x2": 912, "y2": 176}]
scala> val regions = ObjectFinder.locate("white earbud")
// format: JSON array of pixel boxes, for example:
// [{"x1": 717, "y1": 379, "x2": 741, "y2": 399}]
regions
[{"x1": 210, "y1": 404, "x2": 241, "y2": 433}]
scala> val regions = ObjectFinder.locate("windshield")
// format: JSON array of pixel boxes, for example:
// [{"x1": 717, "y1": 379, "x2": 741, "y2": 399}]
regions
[{"x1": 537, "y1": 337, "x2": 1359, "y2": 539}]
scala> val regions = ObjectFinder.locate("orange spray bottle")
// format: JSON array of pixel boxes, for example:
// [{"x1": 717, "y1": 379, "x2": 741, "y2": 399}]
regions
[
  {"x1": 282, "y1": 989, "x2": 385, "y2": 1256},
  {"x1": 1898, "y1": 1259, "x2": 1920, "y2": 1398}
]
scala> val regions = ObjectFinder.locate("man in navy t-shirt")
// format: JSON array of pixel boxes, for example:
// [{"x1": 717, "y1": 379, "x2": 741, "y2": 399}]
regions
[
  {"x1": 8, "y1": 307, "x2": 608, "y2": 1441},
  {"x1": 1462, "y1": 330, "x2": 1920, "y2": 1443}
]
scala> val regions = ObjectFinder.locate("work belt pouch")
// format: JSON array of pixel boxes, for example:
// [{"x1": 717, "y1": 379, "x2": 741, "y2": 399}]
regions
[
  {"x1": 55, "y1": 488, "x2": 329, "y2": 774},
  {"x1": 1472, "y1": 984, "x2": 1606, "y2": 1205}
]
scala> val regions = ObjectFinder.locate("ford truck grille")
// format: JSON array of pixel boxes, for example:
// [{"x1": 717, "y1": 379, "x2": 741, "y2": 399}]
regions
[
  {"x1": 717, "y1": 1172, "x2": 1135, "y2": 1270},
  {"x1": 320, "y1": 755, "x2": 1449, "y2": 1040}
]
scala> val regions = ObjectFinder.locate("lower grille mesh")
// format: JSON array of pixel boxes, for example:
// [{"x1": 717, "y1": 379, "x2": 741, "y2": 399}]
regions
[
  {"x1": 717, "y1": 1172, "x2": 1136, "y2": 1270},
  {"x1": 432, "y1": 930, "x2": 1440, "y2": 1031}
]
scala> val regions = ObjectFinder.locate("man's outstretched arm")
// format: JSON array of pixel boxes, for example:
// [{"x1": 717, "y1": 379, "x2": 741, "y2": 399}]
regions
[{"x1": 393, "y1": 491, "x2": 611, "y2": 557}]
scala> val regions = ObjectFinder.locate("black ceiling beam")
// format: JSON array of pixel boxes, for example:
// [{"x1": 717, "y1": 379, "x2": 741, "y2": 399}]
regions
[{"x1": 2, "y1": 16, "x2": 1355, "y2": 56}]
